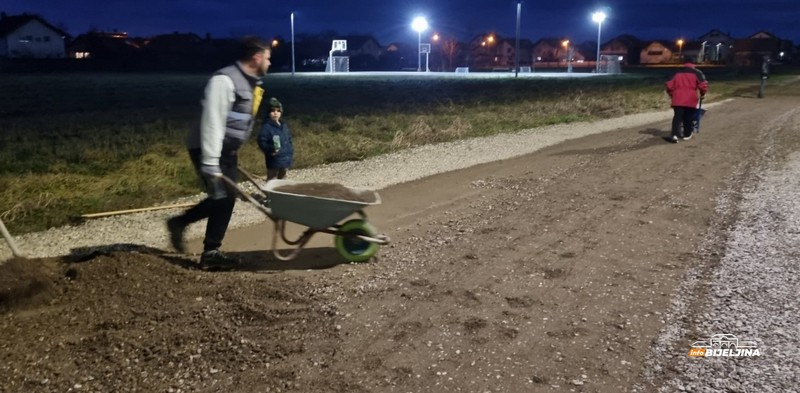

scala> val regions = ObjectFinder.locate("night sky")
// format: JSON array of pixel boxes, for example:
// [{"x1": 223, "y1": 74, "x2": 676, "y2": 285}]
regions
[{"x1": 6, "y1": 0, "x2": 800, "y2": 45}]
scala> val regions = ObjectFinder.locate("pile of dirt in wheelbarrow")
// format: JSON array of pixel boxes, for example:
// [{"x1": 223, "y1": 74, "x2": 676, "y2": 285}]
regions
[{"x1": 274, "y1": 182, "x2": 377, "y2": 203}]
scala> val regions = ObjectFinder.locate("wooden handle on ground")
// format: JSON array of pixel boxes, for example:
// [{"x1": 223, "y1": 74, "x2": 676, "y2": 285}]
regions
[
  {"x1": 80, "y1": 202, "x2": 196, "y2": 219},
  {"x1": 0, "y1": 217, "x2": 23, "y2": 258}
]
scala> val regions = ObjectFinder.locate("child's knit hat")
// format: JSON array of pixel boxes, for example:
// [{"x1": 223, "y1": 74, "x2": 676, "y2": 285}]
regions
[{"x1": 268, "y1": 97, "x2": 283, "y2": 112}]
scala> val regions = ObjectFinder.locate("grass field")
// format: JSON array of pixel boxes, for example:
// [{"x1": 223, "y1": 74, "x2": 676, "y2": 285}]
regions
[{"x1": 0, "y1": 67, "x2": 790, "y2": 234}]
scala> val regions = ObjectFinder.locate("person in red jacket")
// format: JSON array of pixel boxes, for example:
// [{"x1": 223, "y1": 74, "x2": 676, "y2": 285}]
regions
[{"x1": 665, "y1": 61, "x2": 709, "y2": 142}]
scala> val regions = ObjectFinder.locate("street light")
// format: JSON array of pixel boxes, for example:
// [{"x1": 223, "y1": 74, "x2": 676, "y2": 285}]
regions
[
  {"x1": 562, "y1": 39, "x2": 572, "y2": 73},
  {"x1": 592, "y1": 10, "x2": 607, "y2": 73},
  {"x1": 514, "y1": 1, "x2": 521, "y2": 77},
  {"x1": 677, "y1": 39, "x2": 684, "y2": 61},
  {"x1": 699, "y1": 40, "x2": 707, "y2": 63},
  {"x1": 411, "y1": 16, "x2": 428, "y2": 72},
  {"x1": 290, "y1": 11, "x2": 295, "y2": 76},
  {"x1": 431, "y1": 34, "x2": 440, "y2": 71}
]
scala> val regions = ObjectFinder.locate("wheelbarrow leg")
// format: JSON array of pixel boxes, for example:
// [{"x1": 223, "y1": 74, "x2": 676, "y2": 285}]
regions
[{"x1": 271, "y1": 220, "x2": 316, "y2": 261}]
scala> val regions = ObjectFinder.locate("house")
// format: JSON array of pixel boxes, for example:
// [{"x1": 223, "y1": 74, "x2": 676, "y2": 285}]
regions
[
  {"x1": 468, "y1": 33, "x2": 505, "y2": 68},
  {"x1": 0, "y1": 12, "x2": 68, "y2": 58},
  {"x1": 532, "y1": 37, "x2": 568, "y2": 63},
  {"x1": 732, "y1": 30, "x2": 794, "y2": 66},
  {"x1": 572, "y1": 41, "x2": 594, "y2": 63},
  {"x1": 333, "y1": 35, "x2": 382, "y2": 70},
  {"x1": 601, "y1": 34, "x2": 643, "y2": 65},
  {"x1": 334, "y1": 35, "x2": 381, "y2": 60},
  {"x1": 143, "y1": 32, "x2": 206, "y2": 69},
  {"x1": 67, "y1": 31, "x2": 140, "y2": 61},
  {"x1": 639, "y1": 40, "x2": 677, "y2": 64},
  {"x1": 697, "y1": 29, "x2": 733, "y2": 63},
  {"x1": 490, "y1": 38, "x2": 534, "y2": 68},
  {"x1": 679, "y1": 40, "x2": 707, "y2": 63}
]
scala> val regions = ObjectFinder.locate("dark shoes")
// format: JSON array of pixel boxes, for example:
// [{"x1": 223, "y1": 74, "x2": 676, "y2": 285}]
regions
[
  {"x1": 166, "y1": 217, "x2": 186, "y2": 253},
  {"x1": 199, "y1": 249, "x2": 240, "y2": 271}
]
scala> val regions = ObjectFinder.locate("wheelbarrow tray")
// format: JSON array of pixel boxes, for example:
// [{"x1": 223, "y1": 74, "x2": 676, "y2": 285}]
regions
[
  {"x1": 265, "y1": 179, "x2": 381, "y2": 229},
  {"x1": 694, "y1": 108, "x2": 707, "y2": 133}
]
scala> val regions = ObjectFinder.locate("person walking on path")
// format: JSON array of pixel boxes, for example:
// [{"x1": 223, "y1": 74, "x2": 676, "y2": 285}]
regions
[
  {"x1": 257, "y1": 97, "x2": 294, "y2": 181},
  {"x1": 758, "y1": 55, "x2": 770, "y2": 99},
  {"x1": 665, "y1": 60, "x2": 709, "y2": 143},
  {"x1": 167, "y1": 36, "x2": 271, "y2": 271}
]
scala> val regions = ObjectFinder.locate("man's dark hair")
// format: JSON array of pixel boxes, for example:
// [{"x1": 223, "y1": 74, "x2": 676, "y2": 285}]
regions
[{"x1": 239, "y1": 36, "x2": 270, "y2": 61}]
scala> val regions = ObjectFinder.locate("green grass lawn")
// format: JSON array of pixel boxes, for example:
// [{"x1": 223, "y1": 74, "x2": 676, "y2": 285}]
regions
[{"x1": 0, "y1": 68, "x2": 794, "y2": 234}]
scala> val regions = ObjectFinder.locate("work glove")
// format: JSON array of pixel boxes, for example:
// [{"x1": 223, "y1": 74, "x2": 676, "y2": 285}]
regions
[
  {"x1": 200, "y1": 164, "x2": 222, "y2": 178},
  {"x1": 200, "y1": 164, "x2": 227, "y2": 199}
]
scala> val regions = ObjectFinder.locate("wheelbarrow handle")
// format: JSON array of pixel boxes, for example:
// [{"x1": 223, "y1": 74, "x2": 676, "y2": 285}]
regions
[
  {"x1": 238, "y1": 166, "x2": 267, "y2": 193},
  {"x1": 217, "y1": 175, "x2": 272, "y2": 216}
]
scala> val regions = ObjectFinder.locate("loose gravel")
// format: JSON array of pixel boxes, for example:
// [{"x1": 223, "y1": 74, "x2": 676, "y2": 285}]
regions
[{"x1": 635, "y1": 107, "x2": 800, "y2": 393}]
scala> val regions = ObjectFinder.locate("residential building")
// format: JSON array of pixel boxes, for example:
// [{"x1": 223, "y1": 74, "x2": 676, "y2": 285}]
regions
[
  {"x1": 0, "y1": 12, "x2": 67, "y2": 58},
  {"x1": 468, "y1": 33, "x2": 504, "y2": 68},
  {"x1": 601, "y1": 34, "x2": 643, "y2": 65},
  {"x1": 67, "y1": 31, "x2": 139, "y2": 61},
  {"x1": 640, "y1": 40, "x2": 677, "y2": 64},
  {"x1": 532, "y1": 37, "x2": 567, "y2": 64},
  {"x1": 732, "y1": 30, "x2": 795, "y2": 66},
  {"x1": 697, "y1": 29, "x2": 733, "y2": 63}
]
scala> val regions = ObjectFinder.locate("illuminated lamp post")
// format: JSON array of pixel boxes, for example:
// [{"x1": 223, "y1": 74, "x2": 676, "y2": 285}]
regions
[
  {"x1": 592, "y1": 10, "x2": 607, "y2": 73},
  {"x1": 411, "y1": 16, "x2": 429, "y2": 72},
  {"x1": 486, "y1": 34, "x2": 495, "y2": 67},
  {"x1": 562, "y1": 39, "x2": 573, "y2": 73},
  {"x1": 677, "y1": 39, "x2": 684, "y2": 62},
  {"x1": 291, "y1": 11, "x2": 295, "y2": 76},
  {"x1": 432, "y1": 33, "x2": 440, "y2": 71}
]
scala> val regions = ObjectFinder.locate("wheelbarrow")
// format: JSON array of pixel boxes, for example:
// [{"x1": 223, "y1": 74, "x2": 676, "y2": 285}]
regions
[
  {"x1": 693, "y1": 98, "x2": 707, "y2": 134},
  {"x1": 220, "y1": 168, "x2": 390, "y2": 262}
]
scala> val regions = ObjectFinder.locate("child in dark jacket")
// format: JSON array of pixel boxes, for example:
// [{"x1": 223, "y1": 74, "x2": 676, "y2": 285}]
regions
[{"x1": 257, "y1": 97, "x2": 294, "y2": 180}]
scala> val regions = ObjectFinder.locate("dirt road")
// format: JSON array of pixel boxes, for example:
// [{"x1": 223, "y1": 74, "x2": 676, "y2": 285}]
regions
[{"x1": 2, "y1": 88, "x2": 799, "y2": 392}]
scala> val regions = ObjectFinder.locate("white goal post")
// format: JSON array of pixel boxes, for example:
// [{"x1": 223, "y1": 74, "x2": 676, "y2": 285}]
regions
[{"x1": 327, "y1": 40, "x2": 349, "y2": 73}]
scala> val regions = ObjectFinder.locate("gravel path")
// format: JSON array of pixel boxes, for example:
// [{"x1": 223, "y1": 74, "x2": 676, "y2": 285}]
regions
[
  {"x1": 1, "y1": 106, "x2": 694, "y2": 261},
  {"x1": 3, "y1": 98, "x2": 798, "y2": 391},
  {"x1": 635, "y1": 106, "x2": 800, "y2": 392}
]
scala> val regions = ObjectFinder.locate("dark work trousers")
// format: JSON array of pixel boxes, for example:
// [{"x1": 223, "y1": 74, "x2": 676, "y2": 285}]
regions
[
  {"x1": 266, "y1": 167, "x2": 288, "y2": 181},
  {"x1": 671, "y1": 106, "x2": 696, "y2": 138},
  {"x1": 174, "y1": 148, "x2": 238, "y2": 252}
]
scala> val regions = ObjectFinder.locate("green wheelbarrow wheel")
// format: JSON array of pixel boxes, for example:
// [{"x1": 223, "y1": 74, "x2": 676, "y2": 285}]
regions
[{"x1": 334, "y1": 219, "x2": 380, "y2": 262}]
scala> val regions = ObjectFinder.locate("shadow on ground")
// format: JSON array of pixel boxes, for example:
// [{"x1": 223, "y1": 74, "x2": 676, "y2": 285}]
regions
[{"x1": 553, "y1": 128, "x2": 670, "y2": 156}]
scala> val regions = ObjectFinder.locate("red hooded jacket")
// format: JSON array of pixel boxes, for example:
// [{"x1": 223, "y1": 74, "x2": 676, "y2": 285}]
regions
[{"x1": 665, "y1": 63, "x2": 709, "y2": 108}]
